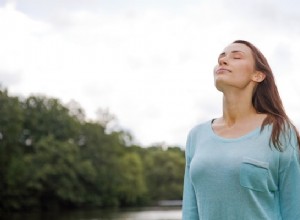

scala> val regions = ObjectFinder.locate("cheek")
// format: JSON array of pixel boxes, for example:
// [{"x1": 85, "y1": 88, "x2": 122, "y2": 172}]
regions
[
  {"x1": 246, "y1": 65, "x2": 255, "y2": 74},
  {"x1": 213, "y1": 65, "x2": 218, "y2": 75},
  {"x1": 236, "y1": 64, "x2": 255, "y2": 78}
]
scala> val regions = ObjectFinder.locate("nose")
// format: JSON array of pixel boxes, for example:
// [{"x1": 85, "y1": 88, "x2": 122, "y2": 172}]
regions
[{"x1": 218, "y1": 56, "x2": 228, "y2": 65}]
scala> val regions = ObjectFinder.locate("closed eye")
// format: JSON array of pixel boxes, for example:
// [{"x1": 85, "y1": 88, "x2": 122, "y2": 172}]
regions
[{"x1": 231, "y1": 51, "x2": 244, "y2": 59}]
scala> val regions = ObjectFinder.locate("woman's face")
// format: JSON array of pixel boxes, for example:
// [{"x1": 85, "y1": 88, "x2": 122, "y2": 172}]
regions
[{"x1": 214, "y1": 43, "x2": 258, "y2": 92}]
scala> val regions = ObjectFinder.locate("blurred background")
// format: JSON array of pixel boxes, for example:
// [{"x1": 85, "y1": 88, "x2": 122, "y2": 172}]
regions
[{"x1": 1, "y1": 0, "x2": 300, "y2": 219}]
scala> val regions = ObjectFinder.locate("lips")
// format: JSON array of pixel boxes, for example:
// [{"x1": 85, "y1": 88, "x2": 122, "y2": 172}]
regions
[{"x1": 216, "y1": 67, "x2": 231, "y2": 74}]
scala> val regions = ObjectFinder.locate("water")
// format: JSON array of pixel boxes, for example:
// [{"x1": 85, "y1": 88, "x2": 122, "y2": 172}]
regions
[
  {"x1": 101, "y1": 207, "x2": 182, "y2": 220},
  {"x1": 1, "y1": 207, "x2": 182, "y2": 220}
]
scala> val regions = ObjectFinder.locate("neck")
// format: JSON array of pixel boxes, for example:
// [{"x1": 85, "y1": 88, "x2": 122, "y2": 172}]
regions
[{"x1": 222, "y1": 90, "x2": 257, "y2": 126}]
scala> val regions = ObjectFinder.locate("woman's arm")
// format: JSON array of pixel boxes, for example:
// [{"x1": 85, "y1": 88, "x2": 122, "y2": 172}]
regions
[
  {"x1": 182, "y1": 132, "x2": 199, "y2": 220},
  {"x1": 279, "y1": 131, "x2": 300, "y2": 219}
]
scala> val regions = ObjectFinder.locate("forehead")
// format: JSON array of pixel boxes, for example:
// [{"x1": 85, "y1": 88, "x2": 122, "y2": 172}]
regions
[{"x1": 222, "y1": 43, "x2": 252, "y2": 55}]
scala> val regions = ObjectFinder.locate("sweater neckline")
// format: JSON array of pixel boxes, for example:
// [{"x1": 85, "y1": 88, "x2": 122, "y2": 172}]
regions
[{"x1": 208, "y1": 119, "x2": 261, "y2": 142}]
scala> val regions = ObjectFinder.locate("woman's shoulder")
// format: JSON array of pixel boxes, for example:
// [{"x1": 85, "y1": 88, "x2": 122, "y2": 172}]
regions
[
  {"x1": 185, "y1": 120, "x2": 213, "y2": 157},
  {"x1": 275, "y1": 123, "x2": 300, "y2": 151},
  {"x1": 190, "y1": 120, "x2": 213, "y2": 133},
  {"x1": 188, "y1": 119, "x2": 212, "y2": 136},
  {"x1": 274, "y1": 124, "x2": 300, "y2": 168}
]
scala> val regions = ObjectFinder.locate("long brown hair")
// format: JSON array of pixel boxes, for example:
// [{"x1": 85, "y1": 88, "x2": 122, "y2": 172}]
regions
[{"x1": 233, "y1": 40, "x2": 300, "y2": 151}]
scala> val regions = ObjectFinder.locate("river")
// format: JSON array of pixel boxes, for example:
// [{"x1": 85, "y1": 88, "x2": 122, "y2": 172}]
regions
[{"x1": 1, "y1": 206, "x2": 182, "y2": 220}]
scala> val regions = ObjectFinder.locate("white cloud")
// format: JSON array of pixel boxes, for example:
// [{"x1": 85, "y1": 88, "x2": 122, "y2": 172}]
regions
[{"x1": 1, "y1": 1, "x2": 300, "y2": 146}]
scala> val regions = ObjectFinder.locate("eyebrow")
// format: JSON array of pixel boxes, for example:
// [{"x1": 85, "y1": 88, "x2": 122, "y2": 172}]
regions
[{"x1": 218, "y1": 50, "x2": 245, "y2": 59}]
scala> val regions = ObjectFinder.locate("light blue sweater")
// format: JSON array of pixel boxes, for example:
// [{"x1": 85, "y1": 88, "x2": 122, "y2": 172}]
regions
[{"x1": 182, "y1": 120, "x2": 300, "y2": 220}]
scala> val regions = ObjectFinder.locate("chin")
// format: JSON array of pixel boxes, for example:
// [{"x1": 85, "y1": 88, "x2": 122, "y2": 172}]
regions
[
  {"x1": 214, "y1": 82, "x2": 224, "y2": 92},
  {"x1": 214, "y1": 79, "x2": 226, "y2": 91}
]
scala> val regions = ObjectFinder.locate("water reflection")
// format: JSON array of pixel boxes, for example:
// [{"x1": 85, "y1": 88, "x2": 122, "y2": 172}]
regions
[
  {"x1": 1, "y1": 207, "x2": 182, "y2": 220},
  {"x1": 106, "y1": 207, "x2": 182, "y2": 220}
]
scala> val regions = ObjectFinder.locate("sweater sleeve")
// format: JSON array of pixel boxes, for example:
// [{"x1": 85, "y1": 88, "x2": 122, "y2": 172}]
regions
[
  {"x1": 279, "y1": 131, "x2": 300, "y2": 219},
  {"x1": 182, "y1": 131, "x2": 199, "y2": 220}
]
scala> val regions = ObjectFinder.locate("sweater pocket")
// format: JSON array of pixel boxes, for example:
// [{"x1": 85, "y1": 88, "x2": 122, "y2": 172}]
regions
[{"x1": 240, "y1": 157, "x2": 269, "y2": 192}]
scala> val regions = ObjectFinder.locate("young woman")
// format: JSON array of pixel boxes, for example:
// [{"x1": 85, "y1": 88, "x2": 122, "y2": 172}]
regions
[{"x1": 182, "y1": 40, "x2": 300, "y2": 219}]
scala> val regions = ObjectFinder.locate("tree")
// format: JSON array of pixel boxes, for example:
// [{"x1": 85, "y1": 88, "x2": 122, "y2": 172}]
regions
[
  {"x1": 143, "y1": 146, "x2": 185, "y2": 201},
  {"x1": 0, "y1": 88, "x2": 24, "y2": 153},
  {"x1": 21, "y1": 135, "x2": 98, "y2": 209},
  {"x1": 0, "y1": 88, "x2": 186, "y2": 211},
  {"x1": 0, "y1": 88, "x2": 24, "y2": 210},
  {"x1": 22, "y1": 96, "x2": 81, "y2": 143},
  {"x1": 118, "y1": 152, "x2": 147, "y2": 205},
  {"x1": 78, "y1": 121, "x2": 124, "y2": 207}
]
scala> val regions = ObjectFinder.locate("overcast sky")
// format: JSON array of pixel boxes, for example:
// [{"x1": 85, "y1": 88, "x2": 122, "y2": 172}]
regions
[{"x1": 1, "y1": 0, "x2": 300, "y2": 147}]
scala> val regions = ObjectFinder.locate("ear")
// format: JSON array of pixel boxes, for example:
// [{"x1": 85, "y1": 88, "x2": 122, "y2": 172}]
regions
[{"x1": 252, "y1": 71, "x2": 266, "y2": 83}]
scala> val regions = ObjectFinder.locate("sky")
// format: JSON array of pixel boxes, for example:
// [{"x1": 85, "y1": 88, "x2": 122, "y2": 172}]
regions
[{"x1": 1, "y1": 0, "x2": 300, "y2": 147}]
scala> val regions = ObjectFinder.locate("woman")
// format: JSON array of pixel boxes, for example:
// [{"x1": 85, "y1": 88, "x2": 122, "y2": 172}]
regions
[{"x1": 182, "y1": 40, "x2": 300, "y2": 219}]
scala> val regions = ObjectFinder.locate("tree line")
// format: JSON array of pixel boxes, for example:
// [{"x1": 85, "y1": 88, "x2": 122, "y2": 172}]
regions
[{"x1": 0, "y1": 87, "x2": 185, "y2": 211}]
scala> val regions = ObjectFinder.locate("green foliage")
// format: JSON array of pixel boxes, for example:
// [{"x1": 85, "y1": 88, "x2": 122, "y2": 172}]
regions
[
  {"x1": 0, "y1": 87, "x2": 185, "y2": 211},
  {"x1": 24, "y1": 136, "x2": 89, "y2": 204},
  {"x1": 118, "y1": 152, "x2": 147, "y2": 205},
  {"x1": 0, "y1": 88, "x2": 25, "y2": 210},
  {"x1": 142, "y1": 146, "x2": 185, "y2": 201},
  {"x1": 0, "y1": 89, "x2": 23, "y2": 146},
  {"x1": 22, "y1": 96, "x2": 81, "y2": 142}
]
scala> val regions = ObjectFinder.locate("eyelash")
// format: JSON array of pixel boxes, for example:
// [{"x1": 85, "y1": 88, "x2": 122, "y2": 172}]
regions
[{"x1": 218, "y1": 57, "x2": 241, "y2": 63}]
